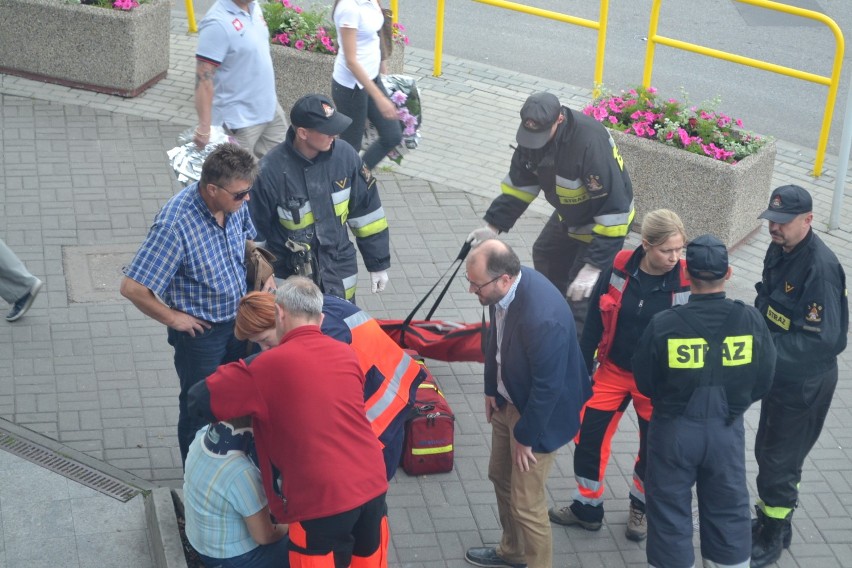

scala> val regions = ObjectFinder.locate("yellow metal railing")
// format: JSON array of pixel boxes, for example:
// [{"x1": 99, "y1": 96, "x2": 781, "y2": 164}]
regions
[
  {"x1": 433, "y1": 0, "x2": 610, "y2": 90},
  {"x1": 643, "y1": 0, "x2": 844, "y2": 177}
]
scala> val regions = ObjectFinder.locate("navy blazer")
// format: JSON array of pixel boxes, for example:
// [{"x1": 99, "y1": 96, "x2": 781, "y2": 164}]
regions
[{"x1": 484, "y1": 266, "x2": 592, "y2": 453}]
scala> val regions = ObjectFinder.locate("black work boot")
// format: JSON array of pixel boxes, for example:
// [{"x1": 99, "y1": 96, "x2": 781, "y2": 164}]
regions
[{"x1": 751, "y1": 515, "x2": 792, "y2": 567}]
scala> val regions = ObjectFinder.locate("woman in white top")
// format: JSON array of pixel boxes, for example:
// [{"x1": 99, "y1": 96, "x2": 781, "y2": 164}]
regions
[{"x1": 331, "y1": 0, "x2": 402, "y2": 170}]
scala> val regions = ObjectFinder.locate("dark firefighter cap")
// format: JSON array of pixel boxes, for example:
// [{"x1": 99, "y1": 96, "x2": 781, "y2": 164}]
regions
[
  {"x1": 758, "y1": 184, "x2": 813, "y2": 224},
  {"x1": 290, "y1": 94, "x2": 352, "y2": 135},
  {"x1": 516, "y1": 92, "x2": 561, "y2": 149},
  {"x1": 686, "y1": 234, "x2": 729, "y2": 281}
]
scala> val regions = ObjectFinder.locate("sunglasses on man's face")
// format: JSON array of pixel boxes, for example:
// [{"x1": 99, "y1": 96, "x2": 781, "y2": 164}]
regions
[{"x1": 213, "y1": 183, "x2": 252, "y2": 201}]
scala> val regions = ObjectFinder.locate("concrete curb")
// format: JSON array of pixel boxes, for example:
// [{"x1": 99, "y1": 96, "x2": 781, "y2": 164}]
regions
[{"x1": 145, "y1": 487, "x2": 188, "y2": 568}]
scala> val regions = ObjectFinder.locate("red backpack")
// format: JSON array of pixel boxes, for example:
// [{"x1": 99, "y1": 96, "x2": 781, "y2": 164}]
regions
[{"x1": 401, "y1": 354, "x2": 455, "y2": 475}]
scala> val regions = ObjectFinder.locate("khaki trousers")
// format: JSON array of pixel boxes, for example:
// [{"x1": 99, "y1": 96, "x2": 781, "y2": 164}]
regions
[
  {"x1": 227, "y1": 103, "x2": 288, "y2": 160},
  {"x1": 489, "y1": 403, "x2": 555, "y2": 568}
]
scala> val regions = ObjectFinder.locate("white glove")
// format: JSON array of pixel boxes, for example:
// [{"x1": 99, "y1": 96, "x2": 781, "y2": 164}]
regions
[
  {"x1": 567, "y1": 263, "x2": 601, "y2": 302},
  {"x1": 466, "y1": 225, "x2": 499, "y2": 247},
  {"x1": 370, "y1": 270, "x2": 389, "y2": 293}
]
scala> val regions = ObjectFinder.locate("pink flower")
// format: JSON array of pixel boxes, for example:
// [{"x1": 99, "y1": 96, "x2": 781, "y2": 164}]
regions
[
  {"x1": 592, "y1": 106, "x2": 608, "y2": 122},
  {"x1": 294, "y1": 6, "x2": 302, "y2": 13},
  {"x1": 666, "y1": 131, "x2": 674, "y2": 140},
  {"x1": 678, "y1": 128, "x2": 691, "y2": 147},
  {"x1": 647, "y1": 86, "x2": 657, "y2": 94},
  {"x1": 294, "y1": 40, "x2": 305, "y2": 50},
  {"x1": 735, "y1": 118, "x2": 743, "y2": 127},
  {"x1": 282, "y1": 0, "x2": 291, "y2": 6},
  {"x1": 113, "y1": 0, "x2": 138, "y2": 10},
  {"x1": 608, "y1": 116, "x2": 618, "y2": 124},
  {"x1": 275, "y1": 33, "x2": 290, "y2": 45},
  {"x1": 390, "y1": 91, "x2": 408, "y2": 106}
]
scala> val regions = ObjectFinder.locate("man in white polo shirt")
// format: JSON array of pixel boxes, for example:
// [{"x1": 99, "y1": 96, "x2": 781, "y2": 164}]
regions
[{"x1": 194, "y1": 0, "x2": 287, "y2": 159}]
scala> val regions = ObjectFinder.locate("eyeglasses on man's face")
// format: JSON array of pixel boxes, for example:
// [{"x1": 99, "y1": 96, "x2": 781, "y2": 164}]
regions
[
  {"x1": 213, "y1": 183, "x2": 252, "y2": 201},
  {"x1": 464, "y1": 272, "x2": 502, "y2": 294}
]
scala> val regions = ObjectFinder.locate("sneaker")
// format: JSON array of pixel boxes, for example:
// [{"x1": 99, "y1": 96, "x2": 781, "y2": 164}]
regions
[
  {"x1": 548, "y1": 506, "x2": 603, "y2": 530},
  {"x1": 464, "y1": 547, "x2": 526, "y2": 568},
  {"x1": 626, "y1": 502, "x2": 647, "y2": 542},
  {"x1": 6, "y1": 279, "x2": 43, "y2": 322}
]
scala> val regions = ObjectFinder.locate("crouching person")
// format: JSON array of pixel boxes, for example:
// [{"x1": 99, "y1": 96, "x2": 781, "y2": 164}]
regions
[
  {"x1": 633, "y1": 235, "x2": 776, "y2": 568},
  {"x1": 188, "y1": 276, "x2": 389, "y2": 567},
  {"x1": 184, "y1": 417, "x2": 289, "y2": 568}
]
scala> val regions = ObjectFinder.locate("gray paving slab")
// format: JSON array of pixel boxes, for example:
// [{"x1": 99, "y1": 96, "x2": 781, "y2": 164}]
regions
[{"x1": 2, "y1": 11, "x2": 852, "y2": 568}]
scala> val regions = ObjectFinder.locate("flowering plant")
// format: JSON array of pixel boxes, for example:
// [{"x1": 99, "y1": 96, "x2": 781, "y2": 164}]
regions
[
  {"x1": 391, "y1": 22, "x2": 410, "y2": 46},
  {"x1": 584, "y1": 86, "x2": 769, "y2": 164},
  {"x1": 364, "y1": 75, "x2": 421, "y2": 165},
  {"x1": 75, "y1": 0, "x2": 142, "y2": 11},
  {"x1": 261, "y1": 0, "x2": 337, "y2": 55}
]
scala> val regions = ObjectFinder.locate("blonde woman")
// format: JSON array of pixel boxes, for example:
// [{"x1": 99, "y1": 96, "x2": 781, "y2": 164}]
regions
[{"x1": 549, "y1": 209, "x2": 690, "y2": 541}]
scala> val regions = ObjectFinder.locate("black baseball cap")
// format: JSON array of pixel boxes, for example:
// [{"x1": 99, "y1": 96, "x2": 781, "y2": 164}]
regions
[
  {"x1": 290, "y1": 94, "x2": 352, "y2": 135},
  {"x1": 516, "y1": 92, "x2": 561, "y2": 149},
  {"x1": 686, "y1": 234, "x2": 729, "y2": 281},
  {"x1": 758, "y1": 184, "x2": 813, "y2": 224}
]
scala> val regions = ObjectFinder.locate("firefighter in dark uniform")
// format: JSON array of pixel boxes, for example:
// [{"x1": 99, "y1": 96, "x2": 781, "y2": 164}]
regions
[
  {"x1": 469, "y1": 92, "x2": 634, "y2": 335},
  {"x1": 249, "y1": 94, "x2": 391, "y2": 301},
  {"x1": 750, "y1": 185, "x2": 848, "y2": 567},
  {"x1": 634, "y1": 235, "x2": 776, "y2": 568}
]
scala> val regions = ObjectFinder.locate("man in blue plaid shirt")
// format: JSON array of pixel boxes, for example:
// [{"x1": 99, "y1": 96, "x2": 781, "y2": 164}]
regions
[{"x1": 121, "y1": 143, "x2": 262, "y2": 464}]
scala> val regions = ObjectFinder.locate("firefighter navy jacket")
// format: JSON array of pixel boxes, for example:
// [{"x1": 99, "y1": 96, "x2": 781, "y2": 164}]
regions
[
  {"x1": 484, "y1": 266, "x2": 592, "y2": 453},
  {"x1": 484, "y1": 107, "x2": 634, "y2": 269},
  {"x1": 249, "y1": 129, "x2": 390, "y2": 300},
  {"x1": 754, "y1": 229, "x2": 848, "y2": 381},
  {"x1": 633, "y1": 293, "x2": 777, "y2": 422}
]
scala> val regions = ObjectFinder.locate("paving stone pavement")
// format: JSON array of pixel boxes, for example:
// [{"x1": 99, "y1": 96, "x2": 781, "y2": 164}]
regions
[{"x1": 2, "y1": 15, "x2": 852, "y2": 567}]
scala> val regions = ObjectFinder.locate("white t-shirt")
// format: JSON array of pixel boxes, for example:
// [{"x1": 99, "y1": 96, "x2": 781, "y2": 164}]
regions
[{"x1": 332, "y1": 0, "x2": 384, "y2": 88}]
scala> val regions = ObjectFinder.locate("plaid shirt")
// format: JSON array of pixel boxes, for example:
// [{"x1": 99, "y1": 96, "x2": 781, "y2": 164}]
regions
[{"x1": 125, "y1": 183, "x2": 256, "y2": 323}]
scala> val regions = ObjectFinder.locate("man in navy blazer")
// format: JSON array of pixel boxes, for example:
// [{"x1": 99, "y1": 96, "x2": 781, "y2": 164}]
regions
[{"x1": 464, "y1": 238, "x2": 591, "y2": 568}]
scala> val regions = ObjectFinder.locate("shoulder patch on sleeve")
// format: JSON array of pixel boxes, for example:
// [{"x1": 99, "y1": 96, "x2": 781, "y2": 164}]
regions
[
  {"x1": 585, "y1": 174, "x2": 603, "y2": 192},
  {"x1": 805, "y1": 302, "x2": 823, "y2": 324},
  {"x1": 360, "y1": 162, "x2": 375, "y2": 188}
]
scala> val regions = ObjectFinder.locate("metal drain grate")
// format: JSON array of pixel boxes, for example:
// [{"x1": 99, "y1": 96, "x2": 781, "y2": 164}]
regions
[{"x1": 0, "y1": 430, "x2": 143, "y2": 502}]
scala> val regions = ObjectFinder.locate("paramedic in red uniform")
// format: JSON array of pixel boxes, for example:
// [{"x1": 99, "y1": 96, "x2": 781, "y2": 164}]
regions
[
  {"x1": 188, "y1": 276, "x2": 389, "y2": 568},
  {"x1": 548, "y1": 209, "x2": 690, "y2": 542}
]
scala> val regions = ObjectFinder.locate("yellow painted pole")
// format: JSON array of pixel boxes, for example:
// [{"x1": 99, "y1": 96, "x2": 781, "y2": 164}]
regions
[
  {"x1": 592, "y1": 0, "x2": 609, "y2": 97},
  {"x1": 434, "y1": 0, "x2": 445, "y2": 76},
  {"x1": 390, "y1": 0, "x2": 398, "y2": 24},
  {"x1": 186, "y1": 0, "x2": 198, "y2": 33},
  {"x1": 642, "y1": 0, "x2": 661, "y2": 88}
]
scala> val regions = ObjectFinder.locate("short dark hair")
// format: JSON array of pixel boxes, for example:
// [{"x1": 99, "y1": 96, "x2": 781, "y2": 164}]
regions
[
  {"x1": 199, "y1": 143, "x2": 259, "y2": 189},
  {"x1": 484, "y1": 241, "x2": 521, "y2": 279}
]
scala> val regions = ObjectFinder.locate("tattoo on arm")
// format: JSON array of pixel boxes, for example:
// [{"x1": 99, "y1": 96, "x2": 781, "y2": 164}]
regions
[{"x1": 195, "y1": 63, "x2": 216, "y2": 90}]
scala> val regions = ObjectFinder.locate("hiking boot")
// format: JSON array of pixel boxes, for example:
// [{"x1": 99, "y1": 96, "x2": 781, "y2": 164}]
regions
[
  {"x1": 751, "y1": 515, "x2": 791, "y2": 568},
  {"x1": 625, "y1": 501, "x2": 647, "y2": 542},
  {"x1": 464, "y1": 547, "x2": 526, "y2": 568},
  {"x1": 6, "y1": 279, "x2": 42, "y2": 322},
  {"x1": 548, "y1": 505, "x2": 602, "y2": 531}
]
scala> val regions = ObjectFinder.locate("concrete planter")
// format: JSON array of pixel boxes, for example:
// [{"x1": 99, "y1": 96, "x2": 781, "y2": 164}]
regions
[
  {"x1": 270, "y1": 43, "x2": 405, "y2": 112},
  {"x1": 385, "y1": 43, "x2": 405, "y2": 75},
  {"x1": 0, "y1": 0, "x2": 170, "y2": 97},
  {"x1": 611, "y1": 129, "x2": 777, "y2": 248},
  {"x1": 271, "y1": 45, "x2": 336, "y2": 112}
]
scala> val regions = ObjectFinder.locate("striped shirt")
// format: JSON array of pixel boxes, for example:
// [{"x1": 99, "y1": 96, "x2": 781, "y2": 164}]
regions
[
  {"x1": 184, "y1": 426, "x2": 268, "y2": 559},
  {"x1": 124, "y1": 183, "x2": 256, "y2": 322}
]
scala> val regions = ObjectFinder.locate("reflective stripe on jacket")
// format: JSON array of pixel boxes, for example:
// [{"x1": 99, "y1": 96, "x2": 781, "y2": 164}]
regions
[{"x1": 250, "y1": 130, "x2": 390, "y2": 300}]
